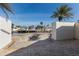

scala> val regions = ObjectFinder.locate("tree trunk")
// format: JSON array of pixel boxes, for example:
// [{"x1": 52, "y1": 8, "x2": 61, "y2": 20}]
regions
[{"x1": 58, "y1": 16, "x2": 63, "y2": 22}]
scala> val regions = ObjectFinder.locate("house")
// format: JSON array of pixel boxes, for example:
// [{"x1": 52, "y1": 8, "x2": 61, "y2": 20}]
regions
[
  {"x1": 0, "y1": 16, "x2": 12, "y2": 49},
  {"x1": 12, "y1": 25, "x2": 21, "y2": 32},
  {"x1": 45, "y1": 26, "x2": 52, "y2": 32}
]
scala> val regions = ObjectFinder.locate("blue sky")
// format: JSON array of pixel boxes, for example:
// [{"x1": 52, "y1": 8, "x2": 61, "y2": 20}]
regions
[{"x1": 1, "y1": 3, "x2": 79, "y2": 26}]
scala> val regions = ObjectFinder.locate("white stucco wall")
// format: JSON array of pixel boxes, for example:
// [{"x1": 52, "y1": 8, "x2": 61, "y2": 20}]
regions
[
  {"x1": 52, "y1": 22, "x2": 75, "y2": 40},
  {"x1": 52, "y1": 22, "x2": 56, "y2": 40},
  {"x1": 75, "y1": 23, "x2": 79, "y2": 39},
  {"x1": 0, "y1": 16, "x2": 12, "y2": 49}
]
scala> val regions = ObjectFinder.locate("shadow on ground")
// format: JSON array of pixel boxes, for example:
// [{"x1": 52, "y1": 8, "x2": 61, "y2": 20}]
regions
[{"x1": 7, "y1": 39, "x2": 79, "y2": 56}]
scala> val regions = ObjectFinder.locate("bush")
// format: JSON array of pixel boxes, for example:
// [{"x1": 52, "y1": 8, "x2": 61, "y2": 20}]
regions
[{"x1": 29, "y1": 34, "x2": 40, "y2": 40}]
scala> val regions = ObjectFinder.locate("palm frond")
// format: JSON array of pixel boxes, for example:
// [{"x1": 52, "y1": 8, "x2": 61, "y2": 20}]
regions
[
  {"x1": 0, "y1": 3, "x2": 14, "y2": 18},
  {"x1": 51, "y1": 5, "x2": 73, "y2": 21},
  {"x1": 0, "y1": 3, "x2": 13, "y2": 14},
  {"x1": 1, "y1": 7, "x2": 9, "y2": 18}
]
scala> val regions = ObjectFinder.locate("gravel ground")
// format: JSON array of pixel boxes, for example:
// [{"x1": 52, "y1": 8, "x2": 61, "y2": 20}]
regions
[{"x1": 7, "y1": 39, "x2": 79, "y2": 56}]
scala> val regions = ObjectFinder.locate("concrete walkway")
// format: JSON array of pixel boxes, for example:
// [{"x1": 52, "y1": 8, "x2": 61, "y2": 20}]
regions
[
  {"x1": 0, "y1": 33, "x2": 49, "y2": 56},
  {"x1": 7, "y1": 39, "x2": 79, "y2": 56}
]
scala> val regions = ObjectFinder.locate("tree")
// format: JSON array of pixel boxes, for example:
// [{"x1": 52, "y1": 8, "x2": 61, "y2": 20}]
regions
[
  {"x1": 40, "y1": 22, "x2": 44, "y2": 32},
  {"x1": 40, "y1": 22, "x2": 43, "y2": 26},
  {"x1": 47, "y1": 24, "x2": 49, "y2": 27},
  {"x1": 51, "y1": 5, "x2": 73, "y2": 22},
  {"x1": 0, "y1": 3, "x2": 13, "y2": 18},
  {"x1": 28, "y1": 25, "x2": 34, "y2": 30}
]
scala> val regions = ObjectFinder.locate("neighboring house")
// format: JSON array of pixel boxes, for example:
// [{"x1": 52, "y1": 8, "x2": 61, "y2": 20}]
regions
[
  {"x1": 12, "y1": 25, "x2": 26, "y2": 32},
  {"x1": 0, "y1": 16, "x2": 12, "y2": 49},
  {"x1": 45, "y1": 26, "x2": 52, "y2": 32},
  {"x1": 13, "y1": 27, "x2": 21, "y2": 32},
  {"x1": 35, "y1": 25, "x2": 52, "y2": 32},
  {"x1": 12, "y1": 25, "x2": 20, "y2": 32},
  {"x1": 27, "y1": 28, "x2": 36, "y2": 31}
]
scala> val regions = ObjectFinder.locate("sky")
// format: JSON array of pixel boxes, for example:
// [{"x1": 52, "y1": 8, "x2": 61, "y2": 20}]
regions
[{"x1": 0, "y1": 3, "x2": 79, "y2": 26}]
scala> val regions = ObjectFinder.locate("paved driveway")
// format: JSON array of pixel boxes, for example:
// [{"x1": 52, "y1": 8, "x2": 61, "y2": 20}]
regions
[{"x1": 7, "y1": 39, "x2": 79, "y2": 56}]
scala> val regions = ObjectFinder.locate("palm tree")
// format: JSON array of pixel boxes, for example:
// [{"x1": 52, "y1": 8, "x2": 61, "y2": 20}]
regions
[
  {"x1": 0, "y1": 3, "x2": 13, "y2": 18},
  {"x1": 40, "y1": 21, "x2": 43, "y2": 26},
  {"x1": 51, "y1": 5, "x2": 73, "y2": 22},
  {"x1": 40, "y1": 22, "x2": 44, "y2": 32}
]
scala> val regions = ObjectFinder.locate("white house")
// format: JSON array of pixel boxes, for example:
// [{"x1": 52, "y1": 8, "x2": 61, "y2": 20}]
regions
[
  {"x1": 0, "y1": 16, "x2": 12, "y2": 49},
  {"x1": 45, "y1": 26, "x2": 52, "y2": 32}
]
